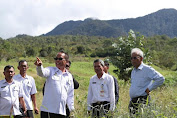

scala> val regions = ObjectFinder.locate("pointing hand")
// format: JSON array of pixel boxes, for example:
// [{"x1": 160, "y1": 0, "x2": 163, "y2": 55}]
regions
[{"x1": 34, "y1": 57, "x2": 42, "y2": 66}]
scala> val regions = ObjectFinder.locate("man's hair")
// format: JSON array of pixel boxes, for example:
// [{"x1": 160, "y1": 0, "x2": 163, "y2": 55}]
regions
[
  {"x1": 131, "y1": 48, "x2": 144, "y2": 58},
  {"x1": 94, "y1": 59, "x2": 104, "y2": 67},
  {"x1": 104, "y1": 60, "x2": 109, "y2": 67},
  {"x1": 57, "y1": 51, "x2": 69, "y2": 61},
  {"x1": 68, "y1": 61, "x2": 71, "y2": 66},
  {"x1": 18, "y1": 60, "x2": 27, "y2": 66},
  {"x1": 4, "y1": 65, "x2": 14, "y2": 71}
]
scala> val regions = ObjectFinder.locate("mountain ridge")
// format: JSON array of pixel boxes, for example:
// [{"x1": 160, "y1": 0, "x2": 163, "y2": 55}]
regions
[{"x1": 44, "y1": 8, "x2": 177, "y2": 38}]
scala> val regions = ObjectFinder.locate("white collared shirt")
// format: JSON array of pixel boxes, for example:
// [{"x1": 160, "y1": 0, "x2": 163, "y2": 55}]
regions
[
  {"x1": 13, "y1": 74, "x2": 37, "y2": 110},
  {"x1": 0, "y1": 79, "x2": 23, "y2": 115},
  {"x1": 87, "y1": 73, "x2": 115, "y2": 111},
  {"x1": 36, "y1": 65, "x2": 74, "y2": 116}
]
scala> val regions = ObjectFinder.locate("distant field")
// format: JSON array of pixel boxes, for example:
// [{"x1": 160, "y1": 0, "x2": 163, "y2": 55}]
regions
[{"x1": 0, "y1": 58, "x2": 177, "y2": 118}]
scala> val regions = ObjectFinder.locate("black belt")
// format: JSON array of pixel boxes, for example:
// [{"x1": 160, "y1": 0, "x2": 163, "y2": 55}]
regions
[
  {"x1": 131, "y1": 95, "x2": 148, "y2": 102},
  {"x1": 93, "y1": 101, "x2": 109, "y2": 105}
]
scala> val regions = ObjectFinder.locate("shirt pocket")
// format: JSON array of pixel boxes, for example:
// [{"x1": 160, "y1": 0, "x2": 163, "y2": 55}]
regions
[
  {"x1": 91, "y1": 82, "x2": 99, "y2": 92},
  {"x1": 13, "y1": 87, "x2": 19, "y2": 97},
  {"x1": 0, "y1": 88, "x2": 8, "y2": 97},
  {"x1": 27, "y1": 83, "x2": 32, "y2": 92}
]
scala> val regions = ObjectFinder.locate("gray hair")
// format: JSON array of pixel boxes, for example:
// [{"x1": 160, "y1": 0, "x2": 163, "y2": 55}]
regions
[
  {"x1": 131, "y1": 48, "x2": 144, "y2": 58},
  {"x1": 93, "y1": 59, "x2": 104, "y2": 67}
]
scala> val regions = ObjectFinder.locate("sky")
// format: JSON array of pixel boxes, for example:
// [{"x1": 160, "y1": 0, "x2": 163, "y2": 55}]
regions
[{"x1": 0, "y1": 0, "x2": 177, "y2": 39}]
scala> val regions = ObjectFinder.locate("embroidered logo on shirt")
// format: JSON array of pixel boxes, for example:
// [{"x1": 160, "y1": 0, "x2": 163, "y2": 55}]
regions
[{"x1": 92, "y1": 82, "x2": 96, "y2": 84}]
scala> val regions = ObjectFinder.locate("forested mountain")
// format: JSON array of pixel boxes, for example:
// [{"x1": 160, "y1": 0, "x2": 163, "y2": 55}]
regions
[{"x1": 44, "y1": 8, "x2": 177, "y2": 38}]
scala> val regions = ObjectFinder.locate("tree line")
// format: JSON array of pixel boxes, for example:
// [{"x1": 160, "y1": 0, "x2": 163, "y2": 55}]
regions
[{"x1": 0, "y1": 31, "x2": 176, "y2": 72}]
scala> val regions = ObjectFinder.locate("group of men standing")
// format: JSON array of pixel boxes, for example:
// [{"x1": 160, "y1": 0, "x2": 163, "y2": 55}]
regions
[
  {"x1": 0, "y1": 60, "x2": 38, "y2": 118},
  {"x1": 0, "y1": 48, "x2": 165, "y2": 117}
]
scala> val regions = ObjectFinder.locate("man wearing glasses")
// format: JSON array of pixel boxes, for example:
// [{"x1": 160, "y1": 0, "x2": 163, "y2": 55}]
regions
[
  {"x1": 34, "y1": 51, "x2": 74, "y2": 118},
  {"x1": 129, "y1": 48, "x2": 165, "y2": 116}
]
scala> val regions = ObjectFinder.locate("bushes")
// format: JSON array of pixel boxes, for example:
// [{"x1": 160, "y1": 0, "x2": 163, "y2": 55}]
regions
[{"x1": 0, "y1": 34, "x2": 176, "y2": 71}]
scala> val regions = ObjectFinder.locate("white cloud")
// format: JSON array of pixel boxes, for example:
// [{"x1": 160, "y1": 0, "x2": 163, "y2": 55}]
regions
[{"x1": 0, "y1": 0, "x2": 177, "y2": 39}]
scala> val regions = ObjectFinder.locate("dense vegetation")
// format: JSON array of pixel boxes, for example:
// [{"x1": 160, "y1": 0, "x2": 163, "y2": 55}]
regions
[
  {"x1": 0, "y1": 31, "x2": 177, "y2": 117},
  {"x1": 0, "y1": 33, "x2": 176, "y2": 71},
  {"x1": 44, "y1": 8, "x2": 177, "y2": 38}
]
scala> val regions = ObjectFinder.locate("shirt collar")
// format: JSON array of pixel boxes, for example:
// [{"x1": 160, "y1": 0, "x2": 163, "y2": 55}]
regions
[
  {"x1": 136, "y1": 62, "x2": 144, "y2": 70},
  {"x1": 97, "y1": 72, "x2": 106, "y2": 80},
  {"x1": 55, "y1": 68, "x2": 69, "y2": 75},
  {"x1": 3, "y1": 79, "x2": 16, "y2": 84},
  {"x1": 18, "y1": 74, "x2": 29, "y2": 79}
]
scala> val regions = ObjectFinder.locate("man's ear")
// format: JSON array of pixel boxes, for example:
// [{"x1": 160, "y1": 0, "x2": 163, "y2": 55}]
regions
[
  {"x1": 17, "y1": 66, "x2": 20, "y2": 70},
  {"x1": 140, "y1": 56, "x2": 143, "y2": 61}
]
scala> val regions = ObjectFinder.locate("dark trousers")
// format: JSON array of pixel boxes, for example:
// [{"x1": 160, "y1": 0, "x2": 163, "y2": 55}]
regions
[
  {"x1": 20, "y1": 107, "x2": 34, "y2": 118},
  {"x1": 91, "y1": 101, "x2": 110, "y2": 118},
  {"x1": 25, "y1": 110, "x2": 34, "y2": 118},
  {"x1": 41, "y1": 111, "x2": 66, "y2": 118},
  {"x1": 66, "y1": 105, "x2": 70, "y2": 118},
  {"x1": 128, "y1": 95, "x2": 150, "y2": 115},
  {"x1": 14, "y1": 115, "x2": 22, "y2": 118}
]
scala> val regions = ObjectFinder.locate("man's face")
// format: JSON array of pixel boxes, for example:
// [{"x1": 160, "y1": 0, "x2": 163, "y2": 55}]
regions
[
  {"x1": 55, "y1": 52, "x2": 66, "y2": 69},
  {"x1": 18, "y1": 61, "x2": 28, "y2": 74},
  {"x1": 3, "y1": 67, "x2": 15, "y2": 80},
  {"x1": 94, "y1": 62, "x2": 104, "y2": 75},
  {"x1": 103, "y1": 64, "x2": 109, "y2": 73},
  {"x1": 131, "y1": 52, "x2": 142, "y2": 68},
  {"x1": 66, "y1": 62, "x2": 70, "y2": 71}
]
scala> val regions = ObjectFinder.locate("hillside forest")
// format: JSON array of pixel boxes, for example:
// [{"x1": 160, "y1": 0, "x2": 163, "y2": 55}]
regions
[{"x1": 0, "y1": 31, "x2": 176, "y2": 71}]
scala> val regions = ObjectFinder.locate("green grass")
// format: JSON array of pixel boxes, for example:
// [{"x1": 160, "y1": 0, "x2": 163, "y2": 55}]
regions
[{"x1": 0, "y1": 59, "x2": 177, "y2": 118}]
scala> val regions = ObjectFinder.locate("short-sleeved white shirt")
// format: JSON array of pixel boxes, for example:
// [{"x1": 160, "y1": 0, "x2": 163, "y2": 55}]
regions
[
  {"x1": 0, "y1": 79, "x2": 23, "y2": 115},
  {"x1": 13, "y1": 74, "x2": 37, "y2": 110}
]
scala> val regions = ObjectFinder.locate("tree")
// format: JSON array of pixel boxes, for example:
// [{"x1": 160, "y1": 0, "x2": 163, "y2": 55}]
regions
[{"x1": 110, "y1": 30, "x2": 150, "y2": 82}]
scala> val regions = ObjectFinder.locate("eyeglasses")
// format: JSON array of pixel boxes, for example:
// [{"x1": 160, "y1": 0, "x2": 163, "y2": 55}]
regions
[
  {"x1": 131, "y1": 56, "x2": 141, "y2": 60},
  {"x1": 66, "y1": 65, "x2": 70, "y2": 68},
  {"x1": 105, "y1": 64, "x2": 109, "y2": 66},
  {"x1": 54, "y1": 57, "x2": 64, "y2": 60}
]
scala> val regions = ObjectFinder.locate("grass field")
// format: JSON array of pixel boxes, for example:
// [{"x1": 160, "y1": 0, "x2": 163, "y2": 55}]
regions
[{"x1": 0, "y1": 58, "x2": 177, "y2": 118}]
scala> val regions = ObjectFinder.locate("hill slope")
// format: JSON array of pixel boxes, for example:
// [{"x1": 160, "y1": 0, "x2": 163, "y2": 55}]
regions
[{"x1": 44, "y1": 8, "x2": 177, "y2": 38}]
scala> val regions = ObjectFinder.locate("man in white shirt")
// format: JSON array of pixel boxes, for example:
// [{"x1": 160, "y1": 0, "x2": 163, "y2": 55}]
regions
[
  {"x1": 87, "y1": 59, "x2": 115, "y2": 117},
  {"x1": 13, "y1": 60, "x2": 39, "y2": 118},
  {"x1": 34, "y1": 51, "x2": 74, "y2": 118},
  {"x1": 0, "y1": 65, "x2": 26, "y2": 118}
]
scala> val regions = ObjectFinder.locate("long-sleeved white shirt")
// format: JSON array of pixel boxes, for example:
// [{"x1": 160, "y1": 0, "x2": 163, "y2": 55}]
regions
[
  {"x1": 13, "y1": 74, "x2": 37, "y2": 110},
  {"x1": 87, "y1": 73, "x2": 115, "y2": 111},
  {"x1": 130, "y1": 63, "x2": 165, "y2": 99},
  {"x1": 37, "y1": 65, "x2": 74, "y2": 116},
  {"x1": 0, "y1": 79, "x2": 23, "y2": 115}
]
